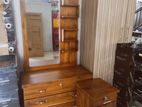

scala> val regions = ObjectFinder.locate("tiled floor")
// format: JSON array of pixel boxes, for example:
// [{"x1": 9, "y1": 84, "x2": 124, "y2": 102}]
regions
[{"x1": 29, "y1": 51, "x2": 60, "y2": 67}]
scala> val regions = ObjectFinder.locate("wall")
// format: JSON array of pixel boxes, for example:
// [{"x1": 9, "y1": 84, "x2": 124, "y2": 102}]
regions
[
  {"x1": 80, "y1": 0, "x2": 98, "y2": 72},
  {"x1": 80, "y1": 0, "x2": 135, "y2": 83},
  {"x1": 26, "y1": 0, "x2": 53, "y2": 52},
  {"x1": 13, "y1": 0, "x2": 24, "y2": 72}
]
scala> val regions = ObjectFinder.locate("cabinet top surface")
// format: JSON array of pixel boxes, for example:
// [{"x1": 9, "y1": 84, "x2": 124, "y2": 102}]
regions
[
  {"x1": 77, "y1": 79, "x2": 119, "y2": 98},
  {"x1": 22, "y1": 66, "x2": 93, "y2": 88}
]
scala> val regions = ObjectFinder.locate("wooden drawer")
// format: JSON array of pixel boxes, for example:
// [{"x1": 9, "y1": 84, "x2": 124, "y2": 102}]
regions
[
  {"x1": 24, "y1": 92, "x2": 75, "y2": 107},
  {"x1": 61, "y1": 7, "x2": 79, "y2": 17},
  {"x1": 60, "y1": 41, "x2": 78, "y2": 51},
  {"x1": 77, "y1": 87, "x2": 117, "y2": 107},
  {"x1": 60, "y1": 19, "x2": 78, "y2": 29},
  {"x1": 92, "y1": 92, "x2": 117, "y2": 107},
  {"x1": 61, "y1": 0, "x2": 79, "y2": 6},
  {"x1": 23, "y1": 77, "x2": 76, "y2": 100},
  {"x1": 77, "y1": 79, "x2": 119, "y2": 107}
]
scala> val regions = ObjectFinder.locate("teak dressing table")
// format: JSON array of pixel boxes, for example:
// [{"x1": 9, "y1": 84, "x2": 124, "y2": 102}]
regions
[{"x1": 20, "y1": 0, "x2": 119, "y2": 107}]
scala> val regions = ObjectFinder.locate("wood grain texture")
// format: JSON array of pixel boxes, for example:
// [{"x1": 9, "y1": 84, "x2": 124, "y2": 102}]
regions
[
  {"x1": 76, "y1": 79, "x2": 119, "y2": 107},
  {"x1": 80, "y1": 0, "x2": 136, "y2": 83},
  {"x1": 22, "y1": 66, "x2": 93, "y2": 107},
  {"x1": 24, "y1": 92, "x2": 75, "y2": 107}
]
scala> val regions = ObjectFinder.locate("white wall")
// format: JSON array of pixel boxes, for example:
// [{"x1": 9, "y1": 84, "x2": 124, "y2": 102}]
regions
[
  {"x1": 26, "y1": 1, "x2": 53, "y2": 52},
  {"x1": 12, "y1": 0, "x2": 24, "y2": 72}
]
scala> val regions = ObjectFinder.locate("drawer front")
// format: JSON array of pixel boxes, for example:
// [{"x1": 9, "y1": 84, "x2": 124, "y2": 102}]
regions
[
  {"x1": 61, "y1": 7, "x2": 78, "y2": 17},
  {"x1": 23, "y1": 77, "x2": 76, "y2": 100},
  {"x1": 60, "y1": 19, "x2": 78, "y2": 29},
  {"x1": 93, "y1": 92, "x2": 117, "y2": 107},
  {"x1": 49, "y1": 102, "x2": 75, "y2": 107},
  {"x1": 24, "y1": 92, "x2": 75, "y2": 107},
  {"x1": 60, "y1": 41, "x2": 78, "y2": 51}
]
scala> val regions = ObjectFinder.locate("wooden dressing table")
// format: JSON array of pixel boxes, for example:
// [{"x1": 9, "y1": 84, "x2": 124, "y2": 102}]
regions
[
  {"x1": 22, "y1": 66, "x2": 93, "y2": 107},
  {"x1": 20, "y1": 0, "x2": 119, "y2": 106}
]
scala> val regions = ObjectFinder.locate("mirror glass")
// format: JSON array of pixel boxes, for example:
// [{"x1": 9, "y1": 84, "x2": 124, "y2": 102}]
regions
[{"x1": 25, "y1": 0, "x2": 60, "y2": 67}]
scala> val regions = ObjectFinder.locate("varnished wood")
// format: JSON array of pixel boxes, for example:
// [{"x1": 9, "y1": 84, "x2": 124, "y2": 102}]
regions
[
  {"x1": 22, "y1": 66, "x2": 93, "y2": 87},
  {"x1": 22, "y1": 66, "x2": 93, "y2": 107},
  {"x1": 29, "y1": 64, "x2": 76, "y2": 71},
  {"x1": 23, "y1": 77, "x2": 76, "y2": 100},
  {"x1": 76, "y1": 79, "x2": 119, "y2": 107},
  {"x1": 61, "y1": 0, "x2": 79, "y2": 6},
  {"x1": 60, "y1": 2, "x2": 79, "y2": 65},
  {"x1": 24, "y1": 92, "x2": 75, "y2": 107},
  {"x1": 61, "y1": 7, "x2": 79, "y2": 18}
]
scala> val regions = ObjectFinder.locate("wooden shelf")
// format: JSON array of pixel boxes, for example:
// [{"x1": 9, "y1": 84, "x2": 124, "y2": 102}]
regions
[
  {"x1": 62, "y1": 28, "x2": 78, "y2": 31},
  {"x1": 61, "y1": 5, "x2": 79, "y2": 7},
  {"x1": 61, "y1": 16, "x2": 78, "y2": 19}
]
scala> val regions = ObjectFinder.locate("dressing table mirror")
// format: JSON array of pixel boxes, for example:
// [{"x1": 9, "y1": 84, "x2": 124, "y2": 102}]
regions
[{"x1": 21, "y1": 0, "x2": 79, "y2": 71}]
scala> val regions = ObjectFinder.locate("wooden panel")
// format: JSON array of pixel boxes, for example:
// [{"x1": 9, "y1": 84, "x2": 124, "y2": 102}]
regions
[
  {"x1": 49, "y1": 102, "x2": 75, "y2": 107},
  {"x1": 22, "y1": 66, "x2": 93, "y2": 86},
  {"x1": 61, "y1": 7, "x2": 79, "y2": 17},
  {"x1": 60, "y1": 2, "x2": 79, "y2": 65},
  {"x1": 23, "y1": 77, "x2": 76, "y2": 100},
  {"x1": 60, "y1": 19, "x2": 78, "y2": 29},
  {"x1": 60, "y1": 41, "x2": 78, "y2": 51},
  {"x1": 64, "y1": 30, "x2": 77, "y2": 40},
  {"x1": 60, "y1": 51, "x2": 77, "y2": 64},
  {"x1": 24, "y1": 92, "x2": 75, "y2": 107},
  {"x1": 61, "y1": 0, "x2": 79, "y2": 6}
]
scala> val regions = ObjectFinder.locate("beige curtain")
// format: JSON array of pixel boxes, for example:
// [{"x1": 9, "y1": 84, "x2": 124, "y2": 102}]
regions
[{"x1": 80, "y1": 0, "x2": 136, "y2": 83}]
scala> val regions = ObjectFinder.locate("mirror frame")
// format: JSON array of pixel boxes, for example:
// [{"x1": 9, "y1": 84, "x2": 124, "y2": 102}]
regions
[{"x1": 20, "y1": 0, "x2": 74, "y2": 71}]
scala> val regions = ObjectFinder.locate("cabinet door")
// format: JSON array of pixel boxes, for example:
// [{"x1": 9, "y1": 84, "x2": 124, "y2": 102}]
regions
[{"x1": 60, "y1": 0, "x2": 79, "y2": 65}]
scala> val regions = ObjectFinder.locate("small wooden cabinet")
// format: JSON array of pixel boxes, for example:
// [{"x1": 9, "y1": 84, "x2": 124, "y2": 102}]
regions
[{"x1": 76, "y1": 79, "x2": 119, "y2": 107}]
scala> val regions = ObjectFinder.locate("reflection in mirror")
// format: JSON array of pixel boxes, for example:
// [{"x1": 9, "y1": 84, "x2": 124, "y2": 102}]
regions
[{"x1": 25, "y1": 0, "x2": 60, "y2": 67}]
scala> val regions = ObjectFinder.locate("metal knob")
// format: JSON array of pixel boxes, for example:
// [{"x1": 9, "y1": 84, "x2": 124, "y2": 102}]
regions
[
  {"x1": 59, "y1": 83, "x2": 63, "y2": 88},
  {"x1": 104, "y1": 96, "x2": 109, "y2": 101},
  {"x1": 39, "y1": 89, "x2": 46, "y2": 93}
]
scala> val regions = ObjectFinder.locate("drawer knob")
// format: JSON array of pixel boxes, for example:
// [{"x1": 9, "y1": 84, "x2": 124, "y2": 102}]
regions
[
  {"x1": 36, "y1": 100, "x2": 47, "y2": 105},
  {"x1": 104, "y1": 96, "x2": 109, "y2": 101},
  {"x1": 59, "y1": 83, "x2": 63, "y2": 88},
  {"x1": 39, "y1": 89, "x2": 46, "y2": 93}
]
